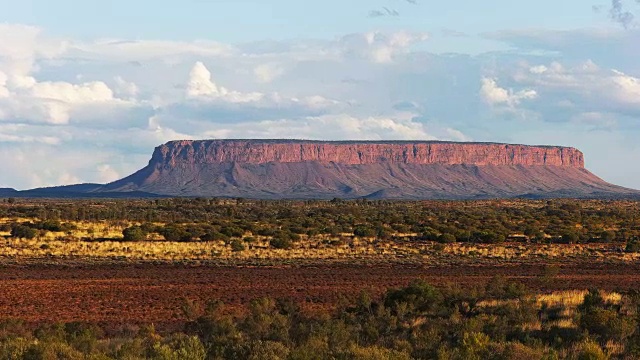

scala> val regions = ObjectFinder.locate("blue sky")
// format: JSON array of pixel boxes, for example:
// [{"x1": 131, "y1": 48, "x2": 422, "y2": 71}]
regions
[
  {"x1": 0, "y1": 0, "x2": 610, "y2": 42},
  {"x1": 0, "y1": 0, "x2": 640, "y2": 189}
]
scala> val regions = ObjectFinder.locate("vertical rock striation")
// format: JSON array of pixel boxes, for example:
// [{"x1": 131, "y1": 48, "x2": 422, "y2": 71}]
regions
[{"x1": 150, "y1": 140, "x2": 585, "y2": 168}]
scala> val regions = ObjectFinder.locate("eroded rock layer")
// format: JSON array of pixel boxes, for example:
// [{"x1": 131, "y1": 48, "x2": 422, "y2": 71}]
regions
[{"x1": 151, "y1": 140, "x2": 585, "y2": 167}]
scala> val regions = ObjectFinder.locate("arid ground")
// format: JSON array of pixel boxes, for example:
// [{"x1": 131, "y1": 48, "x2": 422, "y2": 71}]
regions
[{"x1": 2, "y1": 261, "x2": 639, "y2": 332}]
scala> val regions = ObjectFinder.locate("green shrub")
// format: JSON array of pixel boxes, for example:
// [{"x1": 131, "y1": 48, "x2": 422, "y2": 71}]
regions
[
  {"x1": 122, "y1": 226, "x2": 146, "y2": 241},
  {"x1": 625, "y1": 239, "x2": 640, "y2": 253},
  {"x1": 231, "y1": 240, "x2": 246, "y2": 252},
  {"x1": 10, "y1": 225, "x2": 37, "y2": 239},
  {"x1": 437, "y1": 233, "x2": 456, "y2": 243},
  {"x1": 270, "y1": 237, "x2": 293, "y2": 250},
  {"x1": 574, "y1": 340, "x2": 608, "y2": 360},
  {"x1": 353, "y1": 226, "x2": 376, "y2": 238},
  {"x1": 161, "y1": 225, "x2": 188, "y2": 242}
]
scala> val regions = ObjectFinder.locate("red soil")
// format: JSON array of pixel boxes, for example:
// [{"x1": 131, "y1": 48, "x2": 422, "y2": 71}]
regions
[{"x1": 1, "y1": 263, "x2": 639, "y2": 331}]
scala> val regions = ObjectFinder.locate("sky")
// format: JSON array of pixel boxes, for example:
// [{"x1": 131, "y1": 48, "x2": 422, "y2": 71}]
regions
[{"x1": 0, "y1": 0, "x2": 639, "y2": 189}]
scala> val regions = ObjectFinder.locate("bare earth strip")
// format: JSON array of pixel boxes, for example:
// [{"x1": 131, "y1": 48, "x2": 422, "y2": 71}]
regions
[{"x1": 1, "y1": 262, "x2": 639, "y2": 332}]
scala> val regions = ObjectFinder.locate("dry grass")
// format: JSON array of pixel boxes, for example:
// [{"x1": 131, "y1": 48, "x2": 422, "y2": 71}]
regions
[
  {"x1": 0, "y1": 218, "x2": 637, "y2": 263},
  {"x1": 536, "y1": 290, "x2": 621, "y2": 308}
]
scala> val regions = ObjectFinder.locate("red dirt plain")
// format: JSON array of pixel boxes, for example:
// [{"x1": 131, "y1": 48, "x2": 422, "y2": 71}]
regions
[{"x1": 1, "y1": 262, "x2": 640, "y2": 332}]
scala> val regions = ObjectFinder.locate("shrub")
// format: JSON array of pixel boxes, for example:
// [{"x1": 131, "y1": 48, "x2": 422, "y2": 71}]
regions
[
  {"x1": 625, "y1": 239, "x2": 640, "y2": 253},
  {"x1": 36, "y1": 220, "x2": 63, "y2": 232},
  {"x1": 231, "y1": 240, "x2": 246, "y2": 252},
  {"x1": 122, "y1": 226, "x2": 146, "y2": 241},
  {"x1": 10, "y1": 225, "x2": 37, "y2": 239},
  {"x1": 353, "y1": 226, "x2": 376, "y2": 238},
  {"x1": 160, "y1": 225, "x2": 188, "y2": 242},
  {"x1": 561, "y1": 232, "x2": 580, "y2": 244},
  {"x1": 220, "y1": 226, "x2": 244, "y2": 238},
  {"x1": 574, "y1": 340, "x2": 607, "y2": 360},
  {"x1": 384, "y1": 280, "x2": 443, "y2": 313},
  {"x1": 437, "y1": 233, "x2": 456, "y2": 244},
  {"x1": 270, "y1": 237, "x2": 293, "y2": 250}
]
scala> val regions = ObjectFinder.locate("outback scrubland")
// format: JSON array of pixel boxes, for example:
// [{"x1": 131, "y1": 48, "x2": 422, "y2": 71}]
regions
[
  {"x1": 1, "y1": 198, "x2": 640, "y2": 359},
  {"x1": 1, "y1": 198, "x2": 640, "y2": 264}
]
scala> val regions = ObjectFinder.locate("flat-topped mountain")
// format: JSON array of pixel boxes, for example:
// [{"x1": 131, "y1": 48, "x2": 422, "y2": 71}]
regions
[{"x1": 99, "y1": 139, "x2": 636, "y2": 199}]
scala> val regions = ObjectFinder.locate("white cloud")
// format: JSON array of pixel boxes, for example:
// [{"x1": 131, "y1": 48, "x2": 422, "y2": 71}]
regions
[
  {"x1": 338, "y1": 31, "x2": 429, "y2": 63},
  {"x1": 513, "y1": 60, "x2": 640, "y2": 112},
  {"x1": 0, "y1": 24, "x2": 67, "y2": 78},
  {"x1": 480, "y1": 78, "x2": 537, "y2": 106},
  {"x1": 96, "y1": 164, "x2": 120, "y2": 183},
  {"x1": 69, "y1": 39, "x2": 234, "y2": 62},
  {"x1": 253, "y1": 63, "x2": 284, "y2": 83},
  {"x1": 186, "y1": 61, "x2": 263, "y2": 102},
  {"x1": 184, "y1": 61, "x2": 339, "y2": 113},
  {"x1": 0, "y1": 79, "x2": 130, "y2": 125},
  {"x1": 113, "y1": 76, "x2": 139, "y2": 99}
]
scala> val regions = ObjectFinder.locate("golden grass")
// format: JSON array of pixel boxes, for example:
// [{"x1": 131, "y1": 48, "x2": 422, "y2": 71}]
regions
[
  {"x1": 0, "y1": 218, "x2": 638, "y2": 263},
  {"x1": 536, "y1": 290, "x2": 621, "y2": 308}
]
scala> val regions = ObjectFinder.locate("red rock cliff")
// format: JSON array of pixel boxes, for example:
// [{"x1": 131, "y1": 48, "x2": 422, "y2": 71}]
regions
[{"x1": 149, "y1": 140, "x2": 585, "y2": 168}]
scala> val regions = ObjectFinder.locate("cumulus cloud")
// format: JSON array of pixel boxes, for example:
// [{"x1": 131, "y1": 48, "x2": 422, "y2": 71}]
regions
[
  {"x1": 183, "y1": 61, "x2": 340, "y2": 116},
  {"x1": 0, "y1": 24, "x2": 67, "y2": 77},
  {"x1": 512, "y1": 60, "x2": 640, "y2": 113},
  {"x1": 201, "y1": 113, "x2": 439, "y2": 141},
  {"x1": 480, "y1": 78, "x2": 537, "y2": 107},
  {"x1": 0, "y1": 78, "x2": 135, "y2": 125},
  {"x1": 187, "y1": 61, "x2": 264, "y2": 102}
]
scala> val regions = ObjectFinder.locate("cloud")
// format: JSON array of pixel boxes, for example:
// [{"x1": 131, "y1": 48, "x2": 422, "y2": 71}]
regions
[
  {"x1": 187, "y1": 61, "x2": 264, "y2": 102},
  {"x1": 113, "y1": 76, "x2": 139, "y2": 99},
  {"x1": 512, "y1": 60, "x2": 640, "y2": 113},
  {"x1": 236, "y1": 31, "x2": 429, "y2": 64},
  {"x1": 338, "y1": 31, "x2": 429, "y2": 63},
  {"x1": 253, "y1": 63, "x2": 284, "y2": 83},
  {"x1": 480, "y1": 78, "x2": 537, "y2": 107},
  {"x1": 0, "y1": 78, "x2": 136, "y2": 125},
  {"x1": 368, "y1": 7, "x2": 400, "y2": 18},
  {"x1": 201, "y1": 113, "x2": 441, "y2": 141},
  {"x1": 608, "y1": 0, "x2": 639, "y2": 28},
  {"x1": 182, "y1": 61, "x2": 340, "y2": 117},
  {"x1": 96, "y1": 164, "x2": 120, "y2": 183},
  {"x1": 0, "y1": 24, "x2": 67, "y2": 77},
  {"x1": 68, "y1": 39, "x2": 235, "y2": 63}
]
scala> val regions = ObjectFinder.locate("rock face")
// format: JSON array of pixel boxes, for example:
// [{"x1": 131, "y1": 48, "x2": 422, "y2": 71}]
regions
[
  {"x1": 151, "y1": 140, "x2": 585, "y2": 167},
  {"x1": 103, "y1": 139, "x2": 637, "y2": 199}
]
